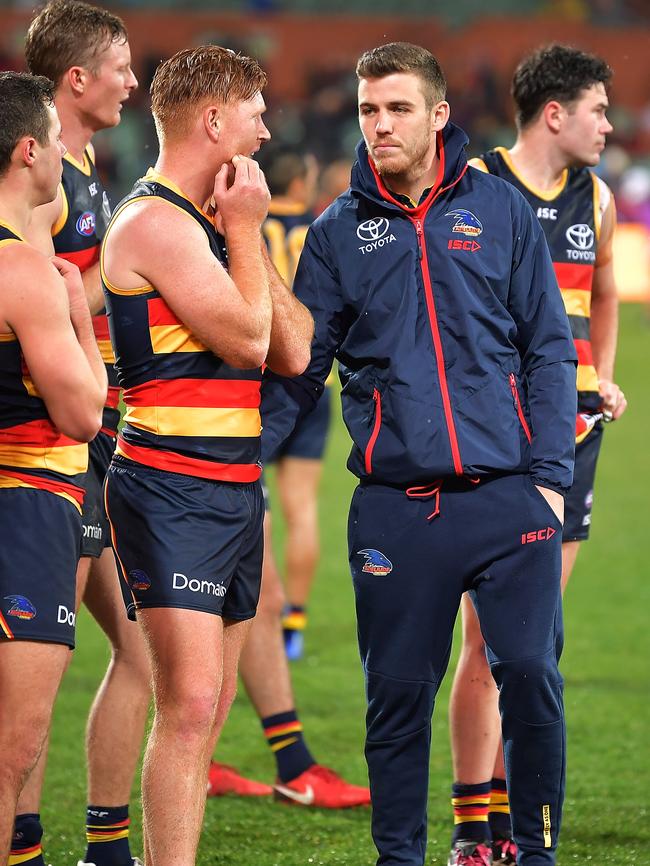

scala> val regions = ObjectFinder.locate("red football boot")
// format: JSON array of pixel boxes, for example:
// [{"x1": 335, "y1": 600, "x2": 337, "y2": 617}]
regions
[
  {"x1": 207, "y1": 761, "x2": 273, "y2": 797},
  {"x1": 273, "y1": 764, "x2": 371, "y2": 808}
]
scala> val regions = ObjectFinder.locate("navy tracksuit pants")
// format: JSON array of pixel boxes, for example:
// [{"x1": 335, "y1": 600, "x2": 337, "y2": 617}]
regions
[{"x1": 348, "y1": 474, "x2": 565, "y2": 866}]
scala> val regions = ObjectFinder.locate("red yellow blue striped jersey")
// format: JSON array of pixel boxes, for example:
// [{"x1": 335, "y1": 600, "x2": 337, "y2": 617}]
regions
[
  {"x1": 477, "y1": 147, "x2": 603, "y2": 413},
  {"x1": 263, "y1": 202, "x2": 314, "y2": 287},
  {"x1": 53, "y1": 148, "x2": 120, "y2": 435},
  {"x1": 0, "y1": 222, "x2": 88, "y2": 512},
  {"x1": 101, "y1": 170, "x2": 262, "y2": 483}
]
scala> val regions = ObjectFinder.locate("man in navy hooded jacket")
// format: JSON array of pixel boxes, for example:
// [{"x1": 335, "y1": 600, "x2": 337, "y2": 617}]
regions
[{"x1": 262, "y1": 43, "x2": 577, "y2": 866}]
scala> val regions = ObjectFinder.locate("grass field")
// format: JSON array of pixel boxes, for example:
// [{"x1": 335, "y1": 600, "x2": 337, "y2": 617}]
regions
[{"x1": 41, "y1": 303, "x2": 649, "y2": 865}]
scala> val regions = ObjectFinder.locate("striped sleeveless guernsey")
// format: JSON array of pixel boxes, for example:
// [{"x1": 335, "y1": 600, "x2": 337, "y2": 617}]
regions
[
  {"x1": 478, "y1": 147, "x2": 602, "y2": 413},
  {"x1": 53, "y1": 148, "x2": 120, "y2": 435},
  {"x1": 263, "y1": 202, "x2": 314, "y2": 286},
  {"x1": 101, "y1": 170, "x2": 262, "y2": 483},
  {"x1": 0, "y1": 223, "x2": 88, "y2": 512}
]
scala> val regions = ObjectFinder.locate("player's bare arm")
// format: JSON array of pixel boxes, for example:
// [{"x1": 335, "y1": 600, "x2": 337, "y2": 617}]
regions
[
  {"x1": 591, "y1": 194, "x2": 626, "y2": 420},
  {"x1": 51, "y1": 254, "x2": 107, "y2": 391},
  {"x1": 1, "y1": 245, "x2": 105, "y2": 441},
  {"x1": 103, "y1": 157, "x2": 272, "y2": 369},
  {"x1": 214, "y1": 153, "x2": 273, "y2": 361},
  {"x1": 262, "y1": 242, "x2": 313, "y2": 377},
  {"x1": 25, "y1": 187, "x2": 106, "y2": 314},
  {"x1": 76, "y1": 260, "x2": 105, "y2": 315}
]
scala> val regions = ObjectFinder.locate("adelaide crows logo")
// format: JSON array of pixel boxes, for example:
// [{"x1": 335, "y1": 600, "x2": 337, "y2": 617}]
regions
[
  {"x1": 4, "y1": 595, "x2": 37, "y2": 620},
  {"x1": 446, "y1": 209, "x2": 483, "y2": 236},
  {"x1": 357, "y1": 549, "x2": 393, "y2": 576},
  {"x1": 128, "y1": 570, "x2": 151, "y2": 591}
]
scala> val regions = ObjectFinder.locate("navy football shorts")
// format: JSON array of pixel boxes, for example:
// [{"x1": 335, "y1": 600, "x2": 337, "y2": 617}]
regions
[
  {"x1": 563, "y1": 422, "x2": 604, "y2": 542},
  {"x1": 105, "y1": 456, "x2": 264, "y2": 622},
  {"x1": 272, "y1": 386, "x2": 332, "y2": 462},
  {"x1": 80, "y1": 430, "x2": 115, "y2": 558},
  {"x1": 0, "y1": 488, "x2": 81, "y2": 647}
]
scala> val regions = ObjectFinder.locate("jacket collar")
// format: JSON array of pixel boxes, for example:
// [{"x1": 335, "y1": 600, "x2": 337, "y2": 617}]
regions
[{"x1": 350, "y1": 121, "x2": 469, "y2": 216}]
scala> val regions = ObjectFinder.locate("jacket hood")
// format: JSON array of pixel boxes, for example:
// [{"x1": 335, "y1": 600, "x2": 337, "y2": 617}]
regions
[{"x1": 350, "y1": 121, "x2": 470, "y2": 213}]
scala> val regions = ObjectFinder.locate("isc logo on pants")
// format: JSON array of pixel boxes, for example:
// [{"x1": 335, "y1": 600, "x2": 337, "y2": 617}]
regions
[
  {"x1": 521, "y1": 527, "x2": 556, "y2": 545},
  {"x1": 172, "y1": 572, "x2": 226, "y2": 597},
  {"x1": 57, "y1": 605, "x2": 76, "y2": 626}
]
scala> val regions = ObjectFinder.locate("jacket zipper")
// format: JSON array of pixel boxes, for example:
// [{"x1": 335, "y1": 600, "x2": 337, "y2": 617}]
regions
[
  {"x1": 509, "y1": 372, "x2": 532, "y2": 443},
  {"x1": 364, "y1": 387, "x2": 382, "y2": 474},
  {"x1": 412, "y1": 216, "x2": 464, "y2": 476}
]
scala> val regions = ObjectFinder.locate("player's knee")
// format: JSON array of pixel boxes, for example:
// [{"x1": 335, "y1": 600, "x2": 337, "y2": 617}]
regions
[
  {"x1": 112, "y1": 643, "x2": 152, "y2": 693},
  {"x1": 156, "y1": 687, "x2": 219, "y2": 740},
  {"x1": 257, "y1": 570, "x2": 285, "y2": 619},
  {"x1": 217, "y1": 677, "x2": 238, "y2": 717},
  {"x1": 494, "y1": 653, "x2": 564, "y2": 725},
  {"x1": 2, "y1": 716, "x2": 49, "y2": 781},
  {"x1": 365, "y1": 670, "x2": 436, "y2": 743}
]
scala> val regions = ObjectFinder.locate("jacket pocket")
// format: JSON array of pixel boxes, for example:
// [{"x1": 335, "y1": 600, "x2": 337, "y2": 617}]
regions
[
  {"x1": 509, "y1": 373, "x2": 532, "y2": 444},
  {"x1": 364, "y1": 388, "x2": 382, "y2": 474}
]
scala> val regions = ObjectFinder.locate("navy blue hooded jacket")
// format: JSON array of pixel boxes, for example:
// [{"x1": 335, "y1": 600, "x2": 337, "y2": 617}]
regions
[{"x1": 262, "y1": 122, "x2": 577, "y2": 493}]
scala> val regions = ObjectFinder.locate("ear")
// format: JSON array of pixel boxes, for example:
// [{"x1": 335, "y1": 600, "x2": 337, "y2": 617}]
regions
[
  {"x1": 431, "y1": 100, "x2": 450, "y2": 132},
  {"x1": 66, "y1": 65, "x2": 88, "y2": 96},
  {"x1": 20, "y1": 136, "x2": 38, "y2": 168},
  {"x1": 542, "y1": 100, "x2": 564, "y2": 134},
  {"x1": 204, "y1": 107, "x2": 221, "y2": 143}
]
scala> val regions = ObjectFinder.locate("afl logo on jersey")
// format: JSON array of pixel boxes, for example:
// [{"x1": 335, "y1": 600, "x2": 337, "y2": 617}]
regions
[{"x1": 76, "y1": 211, "x2": 96, "y2": 236}]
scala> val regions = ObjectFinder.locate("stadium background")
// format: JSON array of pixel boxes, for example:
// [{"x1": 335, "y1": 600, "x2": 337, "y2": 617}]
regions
[{"x1": 1, "y1": 1, "x2": 648, "y2": 863}]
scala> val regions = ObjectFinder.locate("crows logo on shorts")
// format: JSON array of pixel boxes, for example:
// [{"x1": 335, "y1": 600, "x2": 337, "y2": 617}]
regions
[
  {"x1": 4, "y1": 595, "x2": 37, "y2": 619},
  {"x1": 358, "y1": 549, "x2": 393, "y2": 576},
  {"x1": 128, "y1": 570, "x2": 151, "y2": 591}
]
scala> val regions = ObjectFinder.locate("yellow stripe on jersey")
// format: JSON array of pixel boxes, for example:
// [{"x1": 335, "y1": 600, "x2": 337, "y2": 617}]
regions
[
  {"x1": 0, "y1": 238, "x2": 22, "y2": 252},
  {"x1": 21, "y1": 372, "x2": 39, "y2": 398},
  {"x1": 561, "y1": 288, "x2": 592, "y2": 319},
  {"x1": 149, "y1": 324, "x2": 208, "y2": 355},
  {"x1": 96, "y1": 338, "x2": 116, "y2": 364},
  {"x1": 287, "y1": 225, "x2": 309, "y2": 282},
  {"x1": 468, "y1": 157, "x2": 489, "y2": 173},
  {"x1": 124, "y1": 405, "x2": 261, "y2": 438},
  {"x1": 264, "y1": 219, "x2": 291, "y2": 284},
  {"x1": 0, "y1": 332, "x2": 17, "y2": 342},
  {"x1": 577, "y1": 365, "x2": 600, "y2": 393},
  {"x1": 592, "y1": 172, "x2": 601, "y2": 241},
  {"x1": 493, "y1": 147, "x2": 568, "y2": 201},
  {"x1": 63, "y1": 149, "x2": 92, "y2": 176},
  {"x1": 52, "y1": 183, "x2": 69, "y2": 237},
  {"x1": 0, "y1": 475, "x2": 82, "y2": 513},
  {"x1": 0, "y1": 219, "x2": 26, "y2": 241},
  {"x1": 0, "y1": 443, "x2": 88, "y2": 475}
]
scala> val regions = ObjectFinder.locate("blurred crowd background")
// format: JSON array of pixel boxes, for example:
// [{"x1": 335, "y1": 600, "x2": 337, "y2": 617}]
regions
[{"x1": 1, "y1": 0, "x2": 649, "y2": 296}]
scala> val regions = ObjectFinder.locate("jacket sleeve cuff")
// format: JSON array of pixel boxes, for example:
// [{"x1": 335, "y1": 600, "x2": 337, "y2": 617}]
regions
[{"x1": 529, "y1": 476, "x2": 568, "y2": 496}]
